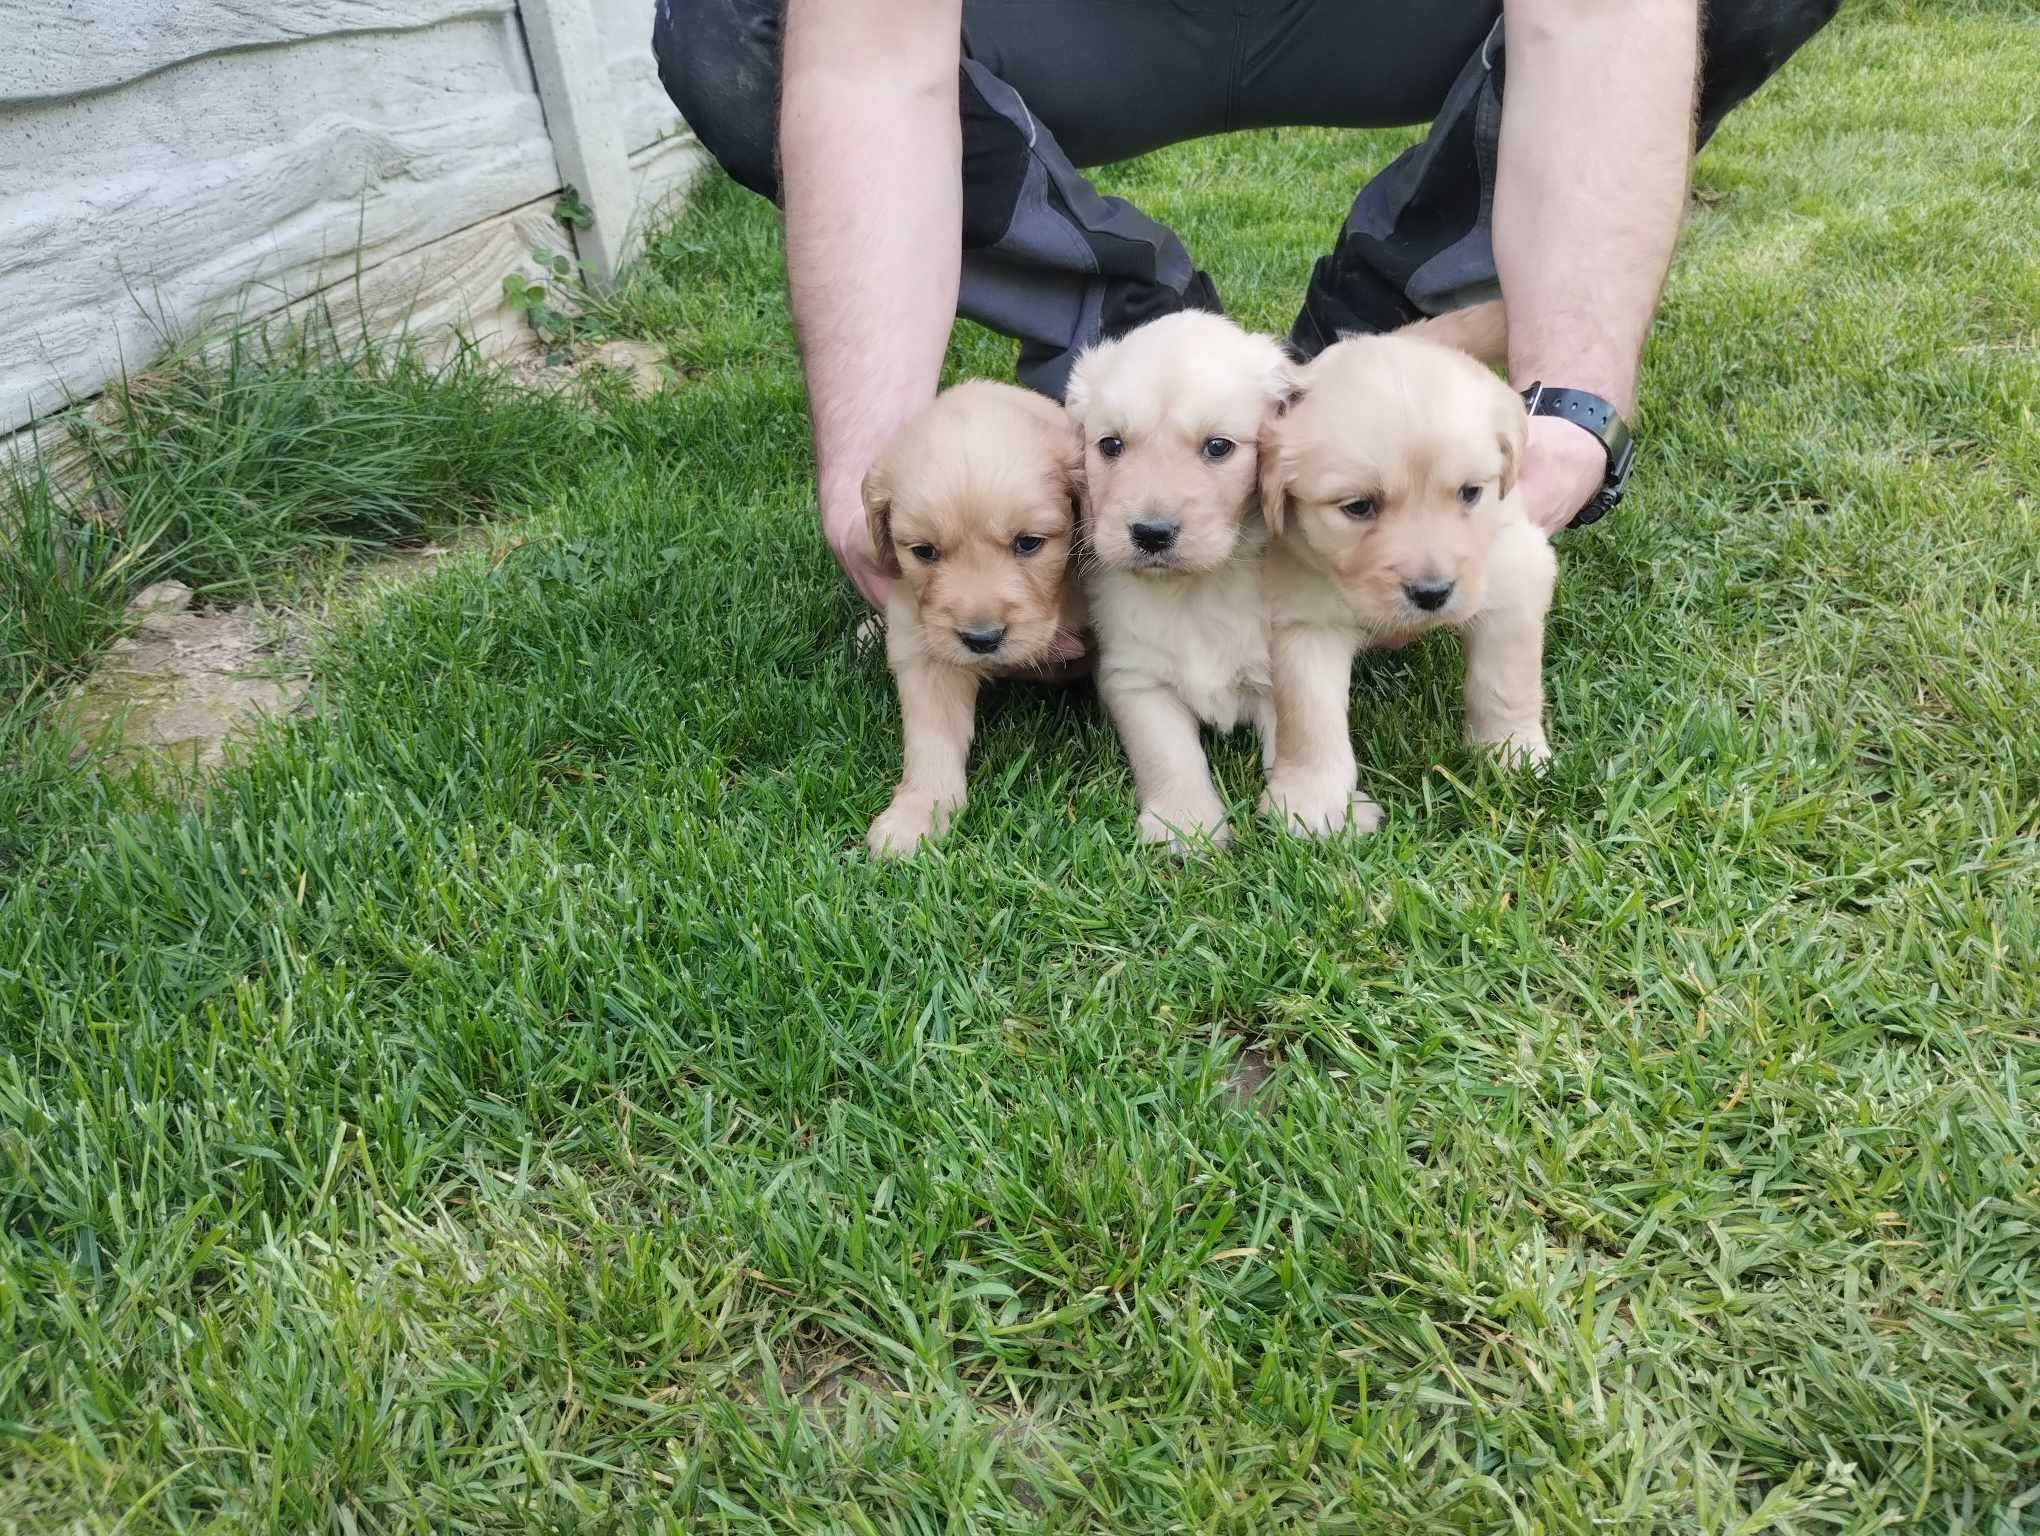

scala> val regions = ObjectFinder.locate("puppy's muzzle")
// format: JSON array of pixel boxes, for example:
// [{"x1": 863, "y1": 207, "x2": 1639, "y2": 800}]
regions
[
  {"x1": 957, "y1": 624, "x2": 1008, "y2": 655},
  {"x1": 1403, "y1": 580, "x2": 1455, "y2": 613}
]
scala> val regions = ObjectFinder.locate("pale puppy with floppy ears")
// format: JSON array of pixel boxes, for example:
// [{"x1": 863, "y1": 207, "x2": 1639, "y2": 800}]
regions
[
  {"x1": 1063, "y1": 310, "x2": 1295, "y2": 850},
  {"x1": 1256, "y1": 330, "x2": 1557, "y2": 837},
  {"x1": 861, "y1": 380, "x2": 1087, "y2": 857}
]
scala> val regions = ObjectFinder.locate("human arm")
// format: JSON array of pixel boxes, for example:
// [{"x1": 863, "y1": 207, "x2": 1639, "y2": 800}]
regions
[
  {"x1": 781, "y1": 0, "x2": 963, "y2": 606},
  {"x1": 1493, "y1": 0, "x2": 1700, "y2": 534}
]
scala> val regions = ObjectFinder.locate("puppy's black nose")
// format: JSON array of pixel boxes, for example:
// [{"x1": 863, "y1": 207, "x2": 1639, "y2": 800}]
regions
[
  {"x1": 1130, "y1": 520, "x2": 1179, "y2": 554},
  {"x1": 958, "y1": 624, "x2": 1007, "y2": 655},
  {"x1": 1404, "y1": 580, "x2": 1455, "y2": 612}
]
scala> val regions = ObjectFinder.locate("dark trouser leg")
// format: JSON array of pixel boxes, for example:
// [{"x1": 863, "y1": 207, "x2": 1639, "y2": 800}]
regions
[
  {"x1": 953, "y1": 59, "x2": 1222, "y2": 398},
  {"x1": 651, "y1": 0, "x2": 782, "y2": 202},
  {"x1": 652, "y1": 0, "x2": 1844, "y2": 377},
  {"x1": 651, "y1": 0, "x2": 1226, "y2": 399},
  {"x1": 1284, "y1": 0, "x2": 1844, "y2": 356}
]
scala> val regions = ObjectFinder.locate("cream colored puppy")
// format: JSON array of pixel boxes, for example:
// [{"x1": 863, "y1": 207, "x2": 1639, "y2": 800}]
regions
[
  {"x1": 1064, "y1": 311, "x2": 1293, "y2": 850},
  {"x1": 1257, "y1": 332, "x2": 1557, "y2": 837},
  {"x1": 862, "y1": 381, "x2": 1086, "y2": 857}
]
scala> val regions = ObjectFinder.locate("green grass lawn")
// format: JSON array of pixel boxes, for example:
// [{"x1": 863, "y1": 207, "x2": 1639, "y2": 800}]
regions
[{"x1": 4, "y1": 5, "x2": 2038, "y2": 1531}]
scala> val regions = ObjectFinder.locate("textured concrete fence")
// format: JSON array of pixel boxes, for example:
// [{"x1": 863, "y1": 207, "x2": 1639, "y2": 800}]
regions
[{"x1": 0, "y1": 0, "x2": 702, "y2": 443}]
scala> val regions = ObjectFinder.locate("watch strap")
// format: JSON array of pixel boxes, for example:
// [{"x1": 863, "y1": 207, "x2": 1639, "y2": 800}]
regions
[{"x1": 1521, "y1": 383, "x2": 1635, "y2": 528}]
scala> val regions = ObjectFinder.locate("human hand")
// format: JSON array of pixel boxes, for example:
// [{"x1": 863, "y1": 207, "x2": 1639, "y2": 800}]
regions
[
  {"x1": 1517, "y1": 410, "x2": 1613, "y2": 537},
  {"x1": 822, "y1": 483, "x2": 894, "y2": 609}
]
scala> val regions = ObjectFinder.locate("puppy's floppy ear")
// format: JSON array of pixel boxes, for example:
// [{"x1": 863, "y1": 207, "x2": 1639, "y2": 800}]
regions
[
  {"x1": 1058, "y1": 417, "x2": 1088, "y2": 526},
  {"x1": 1492, "y1": 377, "x2": 1530, "y2": 499},
  {"x1": 1256, "y1": 348, "x2": 1306, "y2": 534},
  {"x1": 1061, "y1": 344, "x2": 1101, "y2": 428},
  {"x1": 861, "y1": 458, "x2": 902, "y2": 578},
  {"x1": 1255, "y1": 335, "x2": 1303, "y2": 411},
  {"x1": 1257, "y1": 418, "x2": 1292, "y2": 535}
]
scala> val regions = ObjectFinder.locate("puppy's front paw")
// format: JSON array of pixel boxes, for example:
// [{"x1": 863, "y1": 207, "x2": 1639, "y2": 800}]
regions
[
  {"x1": 1261, "y1": 772, "x2": 1381, "y2": 839},
  {"x1": 1343, "y1": 790, "x2": 1386, "y2": 835},
  {"x1": 866, "y1": 793, "x2": 955, "y2": 859},
  {"x1": 1136, "y1": 792, "x2": 1231, "y2": 853},
  {"x1": 1472, "y1": 726, "x2": 1552, "y2": 773}
]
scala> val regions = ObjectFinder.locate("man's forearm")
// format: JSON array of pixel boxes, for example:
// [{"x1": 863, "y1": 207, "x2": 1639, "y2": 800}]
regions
[
  {"x1": 1493, "y1": 0, "x2": 1699, "y2": 413},
  {"x1": 781, "y1": 0, "x2": 962, "y2": 570}
]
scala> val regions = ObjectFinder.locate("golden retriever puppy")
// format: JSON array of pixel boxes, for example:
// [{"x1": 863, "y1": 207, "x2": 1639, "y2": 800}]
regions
[
  {"x1": 861, "y1": 380, "x2": 1086, "y2": 857},
  {"x1": 1063, "y1": 310, "x2": 1294, "y2": 850},
  {"x1": 1257, "y1": 332, "x2": 1556, "y2": 837}
]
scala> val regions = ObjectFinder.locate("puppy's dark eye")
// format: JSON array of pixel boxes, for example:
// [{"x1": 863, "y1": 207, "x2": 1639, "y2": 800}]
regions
[
  {"x1": 1201, "y1": 437, "x2": 1236, "y2": 463},
  {"x1": 1459, "y1": 483, "x2": 1483, "y2": 506},
  {"x1": 909, "y1": 543, "x2": 939, "y2": 564},
  {"x1": 1097, "y1": 436, "x2": 1124, "y2": 461},
  {"x1": 1340, "y1": 497, "x2": 1378, "y2": 521},
  {"x1": 1012, "y1": 533, "x2": 1046, "y2": 557}
]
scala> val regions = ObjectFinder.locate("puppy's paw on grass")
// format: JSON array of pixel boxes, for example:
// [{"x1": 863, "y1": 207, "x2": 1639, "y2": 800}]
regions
[
  {"x1": 1137, "y1": 795, "x2": 1232, "y2": 853},
  {"x1": 866, "y1": 795, "x2": 955, "y2": 859},
  {"x1": 1261, "y1": 774, "x2": 1383, "y2": 839},
  {"x1": 1471, "y1": 728, "x2": 1552, "y2": 773},
  {"x1": 1342, "y1": 791, "x2": 1387, "y2": 834}
]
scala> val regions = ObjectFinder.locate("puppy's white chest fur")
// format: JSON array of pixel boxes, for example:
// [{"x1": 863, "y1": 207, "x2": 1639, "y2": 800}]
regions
[{"x1": 1088, "y1": 547, "x2": 1270, "y2": 731}]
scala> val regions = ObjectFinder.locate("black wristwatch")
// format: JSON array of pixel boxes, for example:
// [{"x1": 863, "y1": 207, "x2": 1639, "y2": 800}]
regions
[{"x1": 1521, "y1": 383, "x2": 1635, "y2": 528}]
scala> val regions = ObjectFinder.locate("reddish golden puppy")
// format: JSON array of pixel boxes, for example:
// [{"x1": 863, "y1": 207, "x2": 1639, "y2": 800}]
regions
[{"x1": 861, "y1": 381, "x2": 1086, "y2": 856}]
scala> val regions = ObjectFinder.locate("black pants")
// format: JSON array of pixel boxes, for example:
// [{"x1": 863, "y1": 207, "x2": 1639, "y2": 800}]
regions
[{"x1": 651, "y1": 0, "x2": 1839, "y2": 397}]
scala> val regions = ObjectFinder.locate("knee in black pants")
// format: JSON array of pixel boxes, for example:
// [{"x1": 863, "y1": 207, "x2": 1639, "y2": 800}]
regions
[
  {"x1": 1290, "y1": 0, "x2": 1843, "y2": 355},
  {"x1": 652, "y1": 0, "x2": 784, "y2": 201},
  {"x1": 1699, "y1": 0, "x2": 1844, "y2": 143}
]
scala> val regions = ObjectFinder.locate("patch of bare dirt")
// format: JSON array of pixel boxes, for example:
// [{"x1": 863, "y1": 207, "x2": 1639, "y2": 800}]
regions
[
  {"x1": 59, "y1": 540, "x2": 473, "y2": 775},
  {"x1": 1228, "y1": 1044, "x2": 1277, "y2": 1110},
  {"x1": 509, "y1": 337, "x2": 671, "y2": 399},
  {"x1": 59, "y1": 581, "x2": 307, "y2": 772}
]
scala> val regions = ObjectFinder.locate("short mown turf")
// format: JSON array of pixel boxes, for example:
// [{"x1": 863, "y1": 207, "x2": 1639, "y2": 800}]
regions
[{"x1": 3, "y1": 5, "x2": 2036, "y2": 1530}]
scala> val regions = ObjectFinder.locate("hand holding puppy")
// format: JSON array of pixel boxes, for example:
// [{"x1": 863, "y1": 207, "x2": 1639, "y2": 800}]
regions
[
  {"x1": 1516, "y1": 414, "x2": 1613, "y2": 538},
  {"x1": 825, "y1": 484, "x2": 898, "y2": 610}
]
